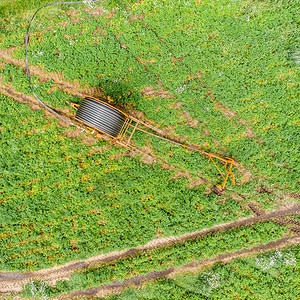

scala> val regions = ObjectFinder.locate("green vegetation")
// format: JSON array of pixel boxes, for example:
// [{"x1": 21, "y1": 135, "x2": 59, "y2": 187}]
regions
[
  {"x1": 0, "y1": 0, "x2": 299, "y2": 298},
  {"x1": 0, "y1": 94, "x2": 255, "y2": 272},
  {"x1": 20, "y1": 220, "x2": 290, "y2": 297},
  {"x1": 0, "y1": 0, "x2": 50, "y2": 16},
  {"x1": 104, "y1": 244, "x2": 300, "y2": 300}
]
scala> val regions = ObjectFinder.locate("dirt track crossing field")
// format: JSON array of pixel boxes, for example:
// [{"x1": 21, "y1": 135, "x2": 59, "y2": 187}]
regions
[
  {"x1": 0, "y1": 203, "x2": 299, "y2": 295},
  {"x1": 0, "y1": 77, "x2": 79, "y2": 125},
  {"x1": 248, "y1": 202, "x2": 300, "y2": 233},
  {"x1": 0, "y1": 49, "x2": 105, "y2": 99},
  {"x1": 54, "y1": 235, "x2": 300, "y2": 299}
]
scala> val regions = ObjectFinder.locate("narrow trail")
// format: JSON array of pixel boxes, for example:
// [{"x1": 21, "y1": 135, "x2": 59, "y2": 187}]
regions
[
  {"x1": 54, "y1": 235, "x2": 300, "y2": 299},
  {"x1": 0, "y1": 48, "x2": 105, "y2": 99},
  {"x1": 248, "y1": 201, "x2": 300, "y2": 233},
  {"x1": 0, "y1": 203, "x2": 299, "y2": 294},
  {"x1": 0, "y1": 78, "x2": 78, "y2": 127}
]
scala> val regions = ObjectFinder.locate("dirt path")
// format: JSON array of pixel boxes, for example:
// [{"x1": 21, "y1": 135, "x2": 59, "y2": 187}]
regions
[
  {"x1": 248, "y1": 201, "x2": 300, "y2": 233},
  {"x1": 0, "y1": 48, "x2": 105, "y2": 99},
  {"x1": 53, "y1": 235, "x2": 300, "y2": 299},
  {"x1": 0, "y1": 203, "x2": 299, "y2": 294},
  {"x1": 0, "y1": 78, "x2": 77, "y2": 126}
]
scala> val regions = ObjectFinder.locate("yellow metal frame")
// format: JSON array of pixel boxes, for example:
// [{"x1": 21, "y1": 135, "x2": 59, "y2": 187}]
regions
[
  {"x1": 69, "y1": 98, "x2": 237, "y2": 190},
  {"x1": 117, "y1": 118, "x2": 236, "y2": 189}
]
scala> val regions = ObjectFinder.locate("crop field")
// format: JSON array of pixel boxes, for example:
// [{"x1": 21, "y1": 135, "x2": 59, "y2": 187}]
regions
[{"x1": 0, "y1": 0, "x2": 299, "y2": 299}]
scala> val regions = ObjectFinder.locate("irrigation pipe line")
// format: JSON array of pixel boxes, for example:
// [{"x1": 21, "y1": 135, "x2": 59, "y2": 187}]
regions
[{"x1": 25, "y1": 0, "x2": 100, "y2": 127}]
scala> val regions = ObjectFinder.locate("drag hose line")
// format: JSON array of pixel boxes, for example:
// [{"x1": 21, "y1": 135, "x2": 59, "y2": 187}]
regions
[
  {"x1": 76, "y1": 97, "x2": 126, "y2": 137},
  {"x1": 25, "y1": 0, "x2": 99, "y2": 126}
]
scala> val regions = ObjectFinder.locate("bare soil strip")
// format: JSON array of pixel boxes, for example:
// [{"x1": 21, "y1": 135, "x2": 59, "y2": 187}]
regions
[
  {"x1": 0, "y1": 80, "x2": 110, "y2": 145},
  {"x1": 0, "y1": 79, "x2": 75, "y2": 126},
  {"x1": 54, "y1": 235, "x2": 300, "y2": 299},
  {"x1": 248, "y1": 201, "x2": 300, "y2": 233},
  {"x1": 0, "y1": 49, "x2": 105, "y2": 99},
  {"x1": 0, "y1": 203, "x2": 299, "y2": 294}
]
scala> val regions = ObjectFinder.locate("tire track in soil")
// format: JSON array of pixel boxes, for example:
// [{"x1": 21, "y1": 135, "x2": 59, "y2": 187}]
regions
[
  {"x1": 0, "y1": 79, "x2": 74, "y2": 127},
  {"x1": 0, "y1": 48, "x2": 105, "y2": 99},
  {"x1": 1, "y1": 11, "x2": 296, "y2": 299},
  {"x1": 54, "y1": 235, "x2": 300, "y2": 299},
  {"x1": 248, "y1": 201, "x2": 300, "y2": 233},
  {"x1": 0, "y1": 203, "x2": 299, "y2": 294},
  {"x1": 0, "y1": 77, "x2": 110, "y2": 144}
]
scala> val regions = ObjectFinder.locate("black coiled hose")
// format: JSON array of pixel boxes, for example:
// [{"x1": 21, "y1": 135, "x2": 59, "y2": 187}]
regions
[{"x1": 76, "y1": 97, "x2": 126, "y2": 137}]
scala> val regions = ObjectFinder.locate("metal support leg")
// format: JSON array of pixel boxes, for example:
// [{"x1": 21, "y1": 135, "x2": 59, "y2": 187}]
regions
[{"x1": 126, "y1": 121, "x2": 139, "y2": 145}]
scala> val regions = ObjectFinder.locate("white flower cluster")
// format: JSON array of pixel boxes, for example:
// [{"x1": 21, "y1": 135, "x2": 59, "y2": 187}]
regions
[
  {"x1": 29, "y1": 280, "x2": 48, "y2": 300},
  {"x1": 255, "y1": 249, "x2": 297, "y2": 271},
  {"x1": 206, "y1": 272, "x2": 221, "y2": 289},
  {"x1": 175, "y1": 84, "x2": 187, "y2": 94},
  {"x1": 284, "y1": 252, "x2": 297, "y2": 266},
  {"x1": 83, "y1": 0, "x2": 97, "y2": 9},
  {"x1": 255, "y1": 254, "x2": 277, "y2": 270},
  {"x1": 291, "y1": 49, "x2": 300, "y2": 65}
]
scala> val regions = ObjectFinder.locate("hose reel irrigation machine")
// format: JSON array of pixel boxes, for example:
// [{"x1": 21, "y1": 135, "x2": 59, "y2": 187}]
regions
[{"x1": 25, "y1": 0, "x2": 237, "y2": 194}]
